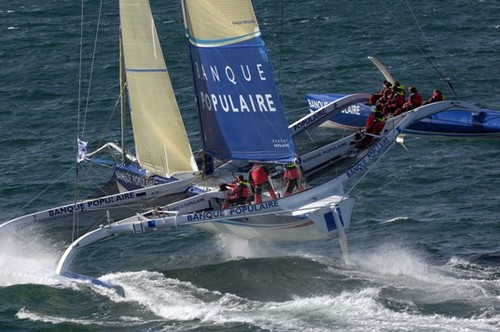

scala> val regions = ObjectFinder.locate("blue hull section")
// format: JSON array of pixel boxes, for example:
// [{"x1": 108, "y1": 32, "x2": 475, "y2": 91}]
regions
[
  {"x1": 114, "y1": 164, "x2": 173, "y2": 191},
  {"x1": 306, "y1": 93, "x2": 500, "y2": 137},
  {"x1": 61, "y1": 271, "x2": 125, "y2": 296}
]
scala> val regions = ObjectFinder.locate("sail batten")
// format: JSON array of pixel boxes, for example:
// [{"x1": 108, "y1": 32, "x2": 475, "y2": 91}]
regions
[
  {"x1": 182, "y1": 0, "x2": 295, "y2": 164},
  {"x1": 120, "y1": 0, "x2": 198, "y2": 177},
  {"x1": 125, "y1": 68, "x2": 168, "y2": 73}
]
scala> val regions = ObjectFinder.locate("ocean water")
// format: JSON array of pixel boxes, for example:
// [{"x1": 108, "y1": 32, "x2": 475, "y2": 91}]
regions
[{"x1": 1, "y1": 0, "x2": 499, "y2": 331}]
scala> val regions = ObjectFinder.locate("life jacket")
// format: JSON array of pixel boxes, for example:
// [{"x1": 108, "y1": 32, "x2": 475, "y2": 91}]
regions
[
  {"x1": 284, "y1": 164, "x2": 300, "y2": 180},
  {"x1": 228, "y1": 179, "x2": 250, "y2": 198},
  {"x1": 392, "y1": 89, "x2": 405, "y2": 106},
  {"x1": 374, "y1": 113, "x2": 386, "y2": 122},
  {"x1": 411, "y1": 92, "x2": 423, "y2": 107},
  {"x1": 237, "y1": 180, "x2": 250, "y2": 198}
]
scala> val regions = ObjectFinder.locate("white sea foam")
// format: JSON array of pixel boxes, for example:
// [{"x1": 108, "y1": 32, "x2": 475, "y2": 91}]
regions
[
  {"x1": 99, "y1": 270, "x2": 499, "y2": 331},
  {"x1": 380, "y1": 216, "x2": 409, "y2": 223}
]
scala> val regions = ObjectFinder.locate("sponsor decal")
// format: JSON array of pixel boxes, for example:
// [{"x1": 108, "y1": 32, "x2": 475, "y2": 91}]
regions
[
  {"x1": 307, "y1": 98, "x2": 362, "y2": 114},
  {"x1": 186, "y1": 200, "x2": 279, "y2": 222},
  {"x1": 168, "y1": 196, "x2": 207, "y2": 211},
  {"x1": 191, "y1": 56, "x2": 292, "y2": 149},
  {"x1": 301, "y1": 141, "x2": 348, "y2": 164},
  {"x1": 291, "y1": 109, "x2": 328, "y2": 132},
  {"x1": 323, "y1": 207, "x2": 345, "y2": 232},
  {"x1": 346, "y1": 136, "x2": 391, "y2": 178},
  {"x1": 341, "y1": 104, "x2": 361, "y2": 115},
  {"x1": 232, "y1": 19, "x2": 256, "y2": 26},
  {"x1": 48, "y1": 192, "x2": 137, "y2": 217},
  {"x1": 200, "y1": 90, "x2": 276, "y2": 113},
  {"x1": 116, "y1": 171, "x2": 156, "y2": 188},
  {"x1": 193, "y1": 62, "x2": 278, "y2": 113},
  {"x1": 194, "y1": 62, "x2": 268, "y2": 85}
]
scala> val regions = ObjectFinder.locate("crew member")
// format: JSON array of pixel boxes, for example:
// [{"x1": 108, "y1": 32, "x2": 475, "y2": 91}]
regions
[
  {"x1": 357, "y1": 109, "x2": 386, "y2": 149},
  {"x1": 394, "y1": 86, "x2": 423, "y2": 115},
  {"x1": 423, "y1": 89, "x2": 444, "y2": 105},
  {"x1": 383, "y1": 82, "x2": 405, "y2": 115},
  {"x1": 222, "y1": 175, "x2": 250, "y2": 209},
  {"x1": 369, "y1": 80, "x2": 392, "y2": 105},
  {"x1": 283, "y1": 163, "x2": 303, "y2": 197},
  {"x1": 249, "y1": 163, "x2": 277, "y2": 204}
]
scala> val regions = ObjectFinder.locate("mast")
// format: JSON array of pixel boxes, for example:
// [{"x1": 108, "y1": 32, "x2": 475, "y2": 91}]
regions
[{"x1": 119, "y1": 27, "x2": 127, "y2": 162}]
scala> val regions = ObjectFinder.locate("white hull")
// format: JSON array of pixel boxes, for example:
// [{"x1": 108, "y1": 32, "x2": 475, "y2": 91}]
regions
[
  {"x1": 0, "y1": 176, "x2": 197, "y2": 232},
  {"x1": 55, "y1": 192, "x2": 354, "y2": 274},
  {"x1": 193, "y1": 197, "x2": 354, "y2": 242}
]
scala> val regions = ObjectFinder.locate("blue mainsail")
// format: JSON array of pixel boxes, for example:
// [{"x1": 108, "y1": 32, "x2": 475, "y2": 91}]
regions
[{"x1": 182, "y1": 0, "x2": 295, "y2": 163}]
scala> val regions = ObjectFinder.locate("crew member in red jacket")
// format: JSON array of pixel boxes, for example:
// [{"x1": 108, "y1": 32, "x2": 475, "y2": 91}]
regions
[
  {"x1": 249, "y1": 163, "x2": 277, "y2": 204},
  {"x1": 423, "y1": 89, "x2": 444, "y2": 105},
  {"x1": 283, "y1": 163, "x2": 303, "y2": 197},
  {"x1": 369, "y1": 80, "x2": 392, "y2": 105},
  {"x1": 394, "y1": 86, "x2": 423, "y2": 115},
  {"x1": 357, "y1": 108, "x2": 386, "y2": 149},
  {"x1": 221, "y1": 175, "x2": 250, "y2": 209},
  {"x1": 383, "y1": 82, "x2": 405, "y2": 115}
]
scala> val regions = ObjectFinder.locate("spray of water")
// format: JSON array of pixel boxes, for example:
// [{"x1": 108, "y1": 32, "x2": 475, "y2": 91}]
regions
[
  {"x1": 0, "y1": 228, "x2": 64, "y2": 286},
  {"x1": 215, "y1": 234, "x2": 283, "y2": 260}
]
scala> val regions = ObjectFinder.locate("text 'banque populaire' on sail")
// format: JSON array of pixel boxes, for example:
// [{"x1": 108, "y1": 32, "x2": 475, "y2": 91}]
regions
[{"x1": 193, "y1": 61, "x2": 278, "y2": 113}]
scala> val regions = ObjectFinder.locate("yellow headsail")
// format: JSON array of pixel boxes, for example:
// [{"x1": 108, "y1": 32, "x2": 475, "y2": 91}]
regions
[{"x1": 120, "y1": 0, "x2": 198, "y2": 177}]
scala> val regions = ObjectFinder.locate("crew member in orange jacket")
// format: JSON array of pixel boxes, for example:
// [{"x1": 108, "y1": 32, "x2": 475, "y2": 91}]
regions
[{"x1": 249, "y1": 163, "x2": 277, "y2": 204}]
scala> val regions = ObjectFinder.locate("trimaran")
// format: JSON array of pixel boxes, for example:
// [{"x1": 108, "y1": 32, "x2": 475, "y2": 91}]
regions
[{"x1": 0, "y1": 0, "x2": 485, "y2": 290}]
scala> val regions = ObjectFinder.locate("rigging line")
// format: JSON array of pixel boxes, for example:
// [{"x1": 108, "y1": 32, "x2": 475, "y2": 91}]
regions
[
  {"x1": 81, "y1": 0, "x2": 105, "y2": 138},
  {"x1": 402, "y1": 0, "x2": 458, "y2": 99},
  {"x1": 5, "y1": 166, "x2": 76, "y2": 221},
  {"x1": 72, "y1": 0, "x2": 85, "y2": 246},
  {"x1": 93, "y1": 89, "x2": 123, "y2": 155},
  {"x1": 73, "y1": 0, "x2": 104, "y2": 242},
  {"x1": 403, "y1": 1, "x2": 443, "y2": 68},
  {"x1": 346, "y1": 137, "x2": 398, "y2": 196},
  {"x1": 276, "y1": 0, "x2": 285, "y2": 83},
  {"x1": 378, "y1": 0, "x2": 458, "y2": 98},
  {"x1": 77, "y1": 0, "x2": 84, "y2": 136},
  {"x1": 72, "y1": 164, "x2": 81, "y2": 242}
]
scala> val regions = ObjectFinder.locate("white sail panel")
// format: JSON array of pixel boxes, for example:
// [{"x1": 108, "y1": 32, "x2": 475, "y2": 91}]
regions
[
  {"x1": 120, "y1": 0, "x2": 197, "y2": 177},
  {"x1": 182, "y1": 0, "x2": 259, "y2": 47}
]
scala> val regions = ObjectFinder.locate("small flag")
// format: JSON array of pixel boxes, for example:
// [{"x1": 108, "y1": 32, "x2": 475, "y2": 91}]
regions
[{"x1": 77, "y1": 138, "x2": 87, "y2": 163}]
